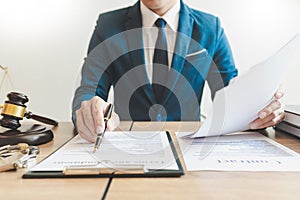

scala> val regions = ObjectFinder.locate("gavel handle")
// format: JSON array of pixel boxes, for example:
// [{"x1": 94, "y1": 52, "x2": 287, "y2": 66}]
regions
[{"x1": 25, "y1": 112, "x2": 59, "y2": 126}]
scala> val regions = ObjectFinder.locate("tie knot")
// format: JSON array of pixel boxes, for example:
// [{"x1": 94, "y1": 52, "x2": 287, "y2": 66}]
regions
[{"x1": 155, "y1": 18, "x2": 167, "y2": 28}]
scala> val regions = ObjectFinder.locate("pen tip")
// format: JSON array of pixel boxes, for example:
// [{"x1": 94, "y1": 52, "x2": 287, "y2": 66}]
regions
[{"x1": 93, "y1": 147, "x2": 97, "y2": 153}]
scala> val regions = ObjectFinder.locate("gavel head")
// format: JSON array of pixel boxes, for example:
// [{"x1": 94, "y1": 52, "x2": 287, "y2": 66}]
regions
[{"x1": 0, "y1": 92, "x2": 29, "y2": 129}]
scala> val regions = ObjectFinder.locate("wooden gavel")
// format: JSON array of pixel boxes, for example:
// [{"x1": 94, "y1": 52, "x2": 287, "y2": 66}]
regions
[{"x1": 0, "y1": 92, "x2": 58, "y2": 129}]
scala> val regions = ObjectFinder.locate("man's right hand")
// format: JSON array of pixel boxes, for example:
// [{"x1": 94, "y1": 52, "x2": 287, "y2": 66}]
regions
[{"x1": 75, "y1": 96, "x2": 120, "y2": 142}]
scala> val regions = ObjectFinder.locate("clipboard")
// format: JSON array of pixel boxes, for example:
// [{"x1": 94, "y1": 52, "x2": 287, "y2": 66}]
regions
[{"x1": 22, "y1": 131, "x2": 184, "y2": 178}]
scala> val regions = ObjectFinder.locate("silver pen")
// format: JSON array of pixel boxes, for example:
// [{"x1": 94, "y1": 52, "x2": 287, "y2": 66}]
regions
[{"x1": 93, "y1": 104, "x2": 113, "y2": 153}]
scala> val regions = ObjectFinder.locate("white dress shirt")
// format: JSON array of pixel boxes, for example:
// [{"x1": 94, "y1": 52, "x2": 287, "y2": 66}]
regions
[{"x1": 140, "y1": 0, "x2": 180, "y2": 83}]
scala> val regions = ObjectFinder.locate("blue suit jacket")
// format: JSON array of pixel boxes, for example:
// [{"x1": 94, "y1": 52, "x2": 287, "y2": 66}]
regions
[{"x1": 72, "y1": 1, "x2": 238, "y2": 122}]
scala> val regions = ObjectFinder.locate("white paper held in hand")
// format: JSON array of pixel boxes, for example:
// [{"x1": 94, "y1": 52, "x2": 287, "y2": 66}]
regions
[{"x1": 185, "y1": 33, "x2": 300, "y2": 138}]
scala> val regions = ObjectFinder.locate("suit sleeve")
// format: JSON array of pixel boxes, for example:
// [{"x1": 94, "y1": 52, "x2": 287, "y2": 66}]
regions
[
  {"x1": 88, "y1": 16, "x2": 104, "y2": 54},
  {"x1": 206, "y1": 17, "x2": 238, "y2": 99},
  {"x1": 71, "y1": 15, "x2": 113, "y2": 126}
]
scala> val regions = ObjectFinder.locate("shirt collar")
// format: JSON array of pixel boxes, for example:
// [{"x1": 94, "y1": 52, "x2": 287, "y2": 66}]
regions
[{"x1": 140, "y1": 0, "x2": 180, "y2": 31}]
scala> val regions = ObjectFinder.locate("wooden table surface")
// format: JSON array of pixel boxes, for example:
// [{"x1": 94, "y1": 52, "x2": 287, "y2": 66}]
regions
[
  {"x1": 1, "y1": 121, "x2": 300, "y2": 200},
  {"x1": 0, "y1": 122, "x2": 132, "y2": 200},
  {"x1": 106, "y1": 121, "x2": 300, "y2": 200}
]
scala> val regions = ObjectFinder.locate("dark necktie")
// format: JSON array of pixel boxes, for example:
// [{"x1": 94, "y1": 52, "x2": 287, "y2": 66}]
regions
[{"x1": 152, "y1": 18, "x2": 168, "y2": 104}]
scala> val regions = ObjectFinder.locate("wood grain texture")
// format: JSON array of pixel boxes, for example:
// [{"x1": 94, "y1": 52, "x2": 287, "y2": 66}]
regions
[
  {"x1": 1, "y1": 122, "x2": 300, "y2": 200},
  {"x1": 0, "y1": 121, "x2": 132, "y2": 200},
  {"x1": 106, "y1": 122, "x2": 300, "y2": 200}
]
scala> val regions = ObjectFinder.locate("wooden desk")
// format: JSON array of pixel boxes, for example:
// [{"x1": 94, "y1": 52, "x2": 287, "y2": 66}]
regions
[
  {"x1": 106, "y1": 121, "x2": 300, "y2": 200},
  {"x1": 1, "y1": 121, "x2": 300, "y2": 200},
  {"x1": 0, "y1": 121, "x2": 132, "y2": 200}
]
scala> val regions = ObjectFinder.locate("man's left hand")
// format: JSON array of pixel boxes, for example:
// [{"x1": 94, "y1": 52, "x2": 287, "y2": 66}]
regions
[{"x1": 250, "y1": 86, "x2": 285, "y2": 129}]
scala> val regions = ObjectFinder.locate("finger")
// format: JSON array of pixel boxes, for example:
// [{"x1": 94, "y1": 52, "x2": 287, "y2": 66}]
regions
[
  {"x1": 250, "y1": 108, "x2": 285, "y2": 129},
  {"x1": 256, "y1": 112, "x2": 285, "y2": 129},
  {"x1": 274, "y1": 85, "x2": 285, "y2": 99},
  {"x1": 91, "y1": 97, "x2": 107, "y2": 134},
  {"x1": 106, "y1": 112, "x2": 120, "y2": 131},
  {"x1": 80, "y1": 101, "x2": 96, "y2": 137},
  {"x1": 258, "y1": 99, "x2": 282, "y2": 119},
  {"x1": 78, "y1": 130, "x2": 95, "y2": 143},
  {"x1": 76, "y1": 110, "x2": 95, "y2": 142}
]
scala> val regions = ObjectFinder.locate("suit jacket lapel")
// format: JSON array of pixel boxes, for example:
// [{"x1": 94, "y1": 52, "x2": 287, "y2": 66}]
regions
[
  {"x1": 125, "y1": 2, "x2": 157, "y2": 105},
  {"x1": 161, "y1": 1, "x2": 194, "y2": 105}
]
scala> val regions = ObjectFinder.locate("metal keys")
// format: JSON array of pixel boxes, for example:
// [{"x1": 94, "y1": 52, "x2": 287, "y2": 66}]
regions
[{"x1": 0, "y1": 143, "x2": 39, "y2": 172}]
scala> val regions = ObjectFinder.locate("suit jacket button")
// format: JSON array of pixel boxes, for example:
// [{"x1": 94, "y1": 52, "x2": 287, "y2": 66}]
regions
[{"x1": 157, "y1": 114, "x2": 162, "y2": 121}]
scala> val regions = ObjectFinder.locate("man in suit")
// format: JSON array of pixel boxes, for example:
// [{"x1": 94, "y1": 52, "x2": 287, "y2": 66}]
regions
[{"x1": 72, "y1": 0, "x2": 285, "y2": 142}]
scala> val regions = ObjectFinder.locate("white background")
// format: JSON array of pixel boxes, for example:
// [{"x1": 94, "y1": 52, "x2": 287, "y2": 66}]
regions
[{"x1": 0, "y1": 0, "x2": 299, "y2": 122}]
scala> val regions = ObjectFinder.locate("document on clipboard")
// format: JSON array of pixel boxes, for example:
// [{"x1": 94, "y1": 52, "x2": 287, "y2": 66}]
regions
[{"x1": 23, "y1": 131, "x2": 184, "y2": 178}]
